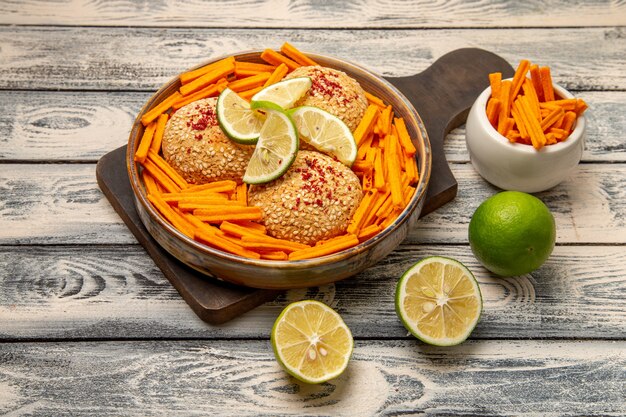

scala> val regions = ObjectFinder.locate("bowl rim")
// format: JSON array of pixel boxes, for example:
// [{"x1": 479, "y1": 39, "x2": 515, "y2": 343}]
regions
[
  {"x1": 473, "y1": 78, "x2": 586, "y2": 154},
  {"x1": 126, "y1": 49, "x2": 432, "y2": 271}
]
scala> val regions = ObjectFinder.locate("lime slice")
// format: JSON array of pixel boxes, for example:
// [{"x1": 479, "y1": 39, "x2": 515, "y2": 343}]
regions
[
  {"x1": 250, "y1": 77, "x2": 312, "y2": 110},
  {"x1": 395, "y1": 257, "x2": 482, "y2": 346},
  {"x1": 289, "y1": 106, "x2": 357, "y2": 166},
  {"x1": 243, "y1": 109, "x2": 298, "y2": 184},
  {"x1": 249, "y1": 100, "x2": 285, "y2": 112},
  {"x1": 271, "y1": 300, "x2": 354, "y2": 384},
  {"x1": 216, "y1": 87, "x2": 264, "y2": 144}
]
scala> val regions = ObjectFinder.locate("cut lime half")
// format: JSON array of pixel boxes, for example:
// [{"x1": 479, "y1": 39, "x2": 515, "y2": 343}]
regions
[
  {"x1": 271, "y1": 300, "x2": 354, "y2": 384},
  {"x1": 290, "y1": 106, "x2": 357, "y2": 166},
  {"x1": 243, "y1": 109, "x2": 298, "y2": 184},
  {"x1": 216, "y1": 87, "x2": 264, "y2": 144},
  {"x1": 395, "y1": 256, "x2": 482, "y2": 346},
  {"x1": 251, "y1": 77, "x2": 312, "y2": 110}
]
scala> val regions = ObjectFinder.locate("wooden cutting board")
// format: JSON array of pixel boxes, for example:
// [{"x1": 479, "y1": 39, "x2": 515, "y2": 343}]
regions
[{"x1": 96, "y1": 48, "x2": 513, "y2": 324}]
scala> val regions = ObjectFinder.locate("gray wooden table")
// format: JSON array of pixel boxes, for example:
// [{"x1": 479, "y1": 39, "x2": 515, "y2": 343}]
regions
[{"x1": 1, "y1": 1, "x2": 625, "y2": 415}]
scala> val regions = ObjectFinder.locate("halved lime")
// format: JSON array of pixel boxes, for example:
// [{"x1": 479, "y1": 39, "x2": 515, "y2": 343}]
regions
[
  {"x1": 289, "y1": 106, "x2": 357, "y2": 166},
  {"x1": 395, "y1": 256, "x2": 482, "y2": 346},
  {"x1": 243, "y1": 109, "x2": 298, "y2": 184},
  {"x1": 271, "y1": 300, "x2": 353, "y2": 384},
  {"x1": 251, "y1": 77, "x2": 312, "y2": 110},
  {"x1": 216, "y1": 88, "x2": 264, "y2": 144}
]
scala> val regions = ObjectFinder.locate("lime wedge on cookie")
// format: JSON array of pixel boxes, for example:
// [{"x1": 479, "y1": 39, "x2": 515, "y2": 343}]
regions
[
  {"x1": 251, "y1": 77, "x2": 311, "y2": 110},
  {"x1": 216, "y1": 87, "x2": 264, "y2": 144},
  {"x1": 243, "y1": 109, "x2": 298, "y2": 184},
  {"x1": 290, "y1": 106, "x2": 357, "y2": 166}
]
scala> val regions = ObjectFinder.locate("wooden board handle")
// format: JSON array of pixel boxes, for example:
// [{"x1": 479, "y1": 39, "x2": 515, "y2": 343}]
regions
[{"x1": 386, "y1": 48, "x2": 514, "y2": 215}]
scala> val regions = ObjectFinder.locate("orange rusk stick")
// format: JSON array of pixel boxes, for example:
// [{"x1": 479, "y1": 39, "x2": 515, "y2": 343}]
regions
[
  {"x1": 182, "y1": 180, "x2": 237, "y2": 194},
  {"x1": 195, "y1": 228, "x2": 261, "y2": 259},
  {"x1": 346, "y1": 189, "x2": 378, "y2": 234},
  {"x1": 489, "y1": 72, "x2": 502, "y2": 99},
  {"x1": 528, "y1": 64, "x2": 544, "y2": 102},
  {"x1": 142, "y1": 171, "x2": 160, "y2": 196},
  {"x1": 353, "y1": 105, "x2": 379, "y2": 146},
  {"x1": 539, "y1": 66, "x2": 555, "y2": 102},
  {"x1": 486, "y1": 98, "x2": 501, "y2": 127},
  {"x1": 260, "y1": 49, "x2": 300, "y2": 71},
  {"x1": 356, "y1": 131, "x2": 374, "y2": 160},
  {"x1": 518, "y1": 96, "x2": 547, "y2": 149},
  {"x1": 178, "y1": 200, "x2": 246, "y2": 211},
  {"x1": 237, "y1": 239, "x2": 306, "y2": 253},
  {"x1": 289, "y1": 234, "x2": 359, "y2": 260},
  {"x1": 228, "y1": 72, "x2": 272, "y2": 92},
  {"x1": 147, "y1": 149, "x2": 188, "y2": 190},
  {"x1": 220, "y1": 221, "x2": 266, "y2": 238},
  {"x1": 263, "y1": 63, "x2": 289, "y2": 87},
  {"x1": 142, "y1": 159, "x2": 181, "y2": 193},
  {"x1": 172, "y1": 79, "x2": 228, "y2": 110},
  {"x1": 134, "y1": 121, "x2": 157, "y2": 163},
  {"x1": 561, "y1": 111, "x2": 577, "y2": 133},
  {"x1": 378, "y1": 105, "x2": 392, "y2": 136},
  {"x1": 357, "y1": 224, "x2": 382, "y2": 242},
  {"x1": 220, "y1": 221, "x2": 265, "y2": 237},
  {"x1": 542, "y1": 99, "x2": 577, "y2": 111},
  {"x1": 161, "y1": 192, "x2": 228, "y2": 203},
  {"x1": 148, "y1": 193, "x2": 194, "y2": 238},
  {"x1": 362, "y1": 170, "x2": 373, "y2": 190},
  {"x1": 280, "y1": 42, "x2": 318, "y2": 66},
  {"x1": 260, "y1": 251, "x2": 289, "y2": 260},
  {"x1": 509, "y1": 59, "x2": 530, "y2": 105},
  {"x1": 373, "y1": 149, "x2": 386, "y2": 189},
  {"x1": 141, "y1": 91, "x2": 182, "y2": 126},
  {"x1": 194, "y1": 206, "x2": 263, "y2": 222},
  {"x1": 352, "y1": 160, "x2": 374, "y2": 173},
  {"x1": 240, "y1": 235, "x2": 310, "y2": 252},
  {"x1": 236, "y1": 183, "x2": 247, "y2": 205},
  {"x1": 180, "y1": 56, "x2": 235, "y2": 85},
  {"x1": 232, "y1": 219, "x2": 266, "y2": 233},
  {"x1": 575, "y1": 99, "x2": 588, "y2": 116},
  {"x1": 522, "y1": 78, "x2": 541, "y2": 118},
  {"x1": 511, "y1": 103, "x2": 529, "y2": 140},
  {"x1": 387, "y1": 134, "x2": 404, "y2": 208},
  {"x1": 150, "y1": 113, "x2": 169, "y2": 153},
  {"x1": 362, "y1": 189, "x2": 390, "y2": 228},
  {"x1": 394, "y1": 117, "x2": 417, "y2": 156},
  {"x1": 540, "y1": 107, "x2": 565, "y2": 131},
  {"x1": 234, "y1": 61, "x2": 277, "y2": 72},
  {"x1": 180, "y1": 61, "x2": 235, "y2": 96},
  {"x1": 365, "y1": 92, "x2": 386, "y2": 108},
  {"x1": 405, "y1": 152, "x2": 419, "y2": 184},
  {"x1": 497, "y1": 80, "x2": 512, "y2": 130},
  {"x1": 239, "y1": 86, "x2": 265, "y2": 101}
]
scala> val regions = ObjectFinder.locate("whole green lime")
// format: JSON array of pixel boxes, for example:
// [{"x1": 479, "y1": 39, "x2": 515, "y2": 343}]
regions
[{"x1": 468, "y1": 191, "x2": 556, "y2": 276}]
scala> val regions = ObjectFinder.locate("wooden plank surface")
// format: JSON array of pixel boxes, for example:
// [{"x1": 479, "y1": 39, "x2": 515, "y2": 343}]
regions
[
  {"x1": 0, "y1": 340, "x2": 623, "y2": 415},
  {"x1": 0, "y1": 27, "x2": 625, "y2": 91},
  {"x1": 0, "y1": 90, "x2": 622, "y2": 162},
  {"x1": 1, "y1": 0, "x2": 624, "y2": 28},
  {"x1": 1, "y1": 163, "x2": 624, "y2": 245},
  {"x1": 1, "y1": 245, "x2": 624, "y2": 340}
]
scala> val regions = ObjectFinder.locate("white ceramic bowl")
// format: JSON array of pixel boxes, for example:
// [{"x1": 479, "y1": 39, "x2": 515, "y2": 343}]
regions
[{"x1": 466, "y1": 81, "x2": 586, "y2": 193}]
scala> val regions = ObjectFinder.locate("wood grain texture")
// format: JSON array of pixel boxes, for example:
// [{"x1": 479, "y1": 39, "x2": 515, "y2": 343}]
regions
[
  {"x1": 0, "y1": 27, "x2": 625, "y2": 91},
  {"x1": 1, "y1": 163, "x2": 624, "y2": 245},
  {"x1": 1, "y1": 0, "x2": 625, "y2": 28},
  {"x1": 1, "y1": 90, "x2": 622, "y2": 162},
  {"x1": 0, "y1": 340, "x2": 624, "y2": 415},
  {"x1": 1, "y1": 245, "x2": 624, "y2": 340}
]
